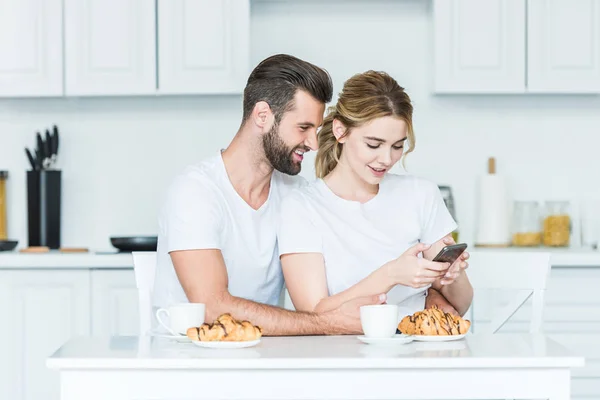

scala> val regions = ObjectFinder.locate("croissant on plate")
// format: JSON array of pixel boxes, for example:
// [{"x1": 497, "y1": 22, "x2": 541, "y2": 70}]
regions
[
  {"x1": 397, "y1": 306, "x2": 470, "y2": 336},
  {"x1": 186, "y1": 313, "x2": 262, "y2": 342}
]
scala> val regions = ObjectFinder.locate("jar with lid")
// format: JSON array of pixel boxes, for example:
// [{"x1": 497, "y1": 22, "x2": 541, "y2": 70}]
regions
[
  {"x1": 511, "y1": 201, "x2": 541, "y2": 246},
  {"x1": 543, "y1": 201, "x2": 571, "y2": 247},
  {"x1": 0, "y1": 171, "x2": 7, "y2": 240}
]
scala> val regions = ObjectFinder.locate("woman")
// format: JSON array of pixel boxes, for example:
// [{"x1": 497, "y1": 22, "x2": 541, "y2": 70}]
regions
[{"x1": 278, "y1": 71, "x2": 473, "y2": 319}]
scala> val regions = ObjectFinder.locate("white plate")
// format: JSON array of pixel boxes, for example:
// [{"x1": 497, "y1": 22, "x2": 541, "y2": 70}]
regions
[
  {"x1": 357, "y1": 334, "x2": 414, "y2": 345},
  {"x1": 410, "y1": 333, "x2": 467, "y2": 342},
  {"x1": 148, "y1": 331, "x2": 191, "y2": 343},
  {"x1": 191, "y1": 339, "x2": 261, "y2": 349}
]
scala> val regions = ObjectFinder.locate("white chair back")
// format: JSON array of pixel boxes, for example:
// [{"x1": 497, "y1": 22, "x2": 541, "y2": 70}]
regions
[
  {"x1": 132, "y1": 251, "x2": 157, "y2": 335},
  {"x1": 467, "y1": 250, "x2": 551, "y2": 334}
]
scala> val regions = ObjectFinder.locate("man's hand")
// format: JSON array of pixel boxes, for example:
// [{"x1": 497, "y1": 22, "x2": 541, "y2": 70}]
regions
[
  {"x1": 326, "y1": 293, "x2": 387, "y2": 334},
  {"x1": 425, "y1": 287, "x2": 459, "y2": 316}
]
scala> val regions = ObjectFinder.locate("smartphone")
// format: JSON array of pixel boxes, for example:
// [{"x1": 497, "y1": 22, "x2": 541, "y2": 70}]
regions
[{"x1": 432, "y1": 243, "x2": 468, "y2": 265}]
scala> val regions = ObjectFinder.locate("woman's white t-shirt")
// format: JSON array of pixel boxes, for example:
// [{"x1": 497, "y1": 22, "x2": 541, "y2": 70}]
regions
[{"x1": 278, "y1": 173, "x2": 457, "y2": 317}]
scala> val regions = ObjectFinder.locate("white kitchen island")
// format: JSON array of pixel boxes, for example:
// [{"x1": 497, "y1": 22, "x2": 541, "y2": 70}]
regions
[{"x1": 47, "y1": 334, "x2": 583, "y2": 400}]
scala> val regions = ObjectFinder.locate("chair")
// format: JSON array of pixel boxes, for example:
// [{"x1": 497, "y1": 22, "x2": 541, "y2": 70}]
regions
[
  {"x1": 467, "y1": 250, "x2": 551, "y2": 334},
  {"x1": 132, "y1": 251, "x2": 157, "y2": 336}
]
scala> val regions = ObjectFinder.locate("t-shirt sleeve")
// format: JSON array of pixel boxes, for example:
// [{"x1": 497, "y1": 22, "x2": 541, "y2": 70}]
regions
[
  {"x1": 419, "y1": 180, "x2": 458, "y2": 245},
  {"x1": 277, "y1": 192, "x2": 322, "y2": 256},
  {"x1": 163, "y1": 175, "x2": 223, "y2": 252}
]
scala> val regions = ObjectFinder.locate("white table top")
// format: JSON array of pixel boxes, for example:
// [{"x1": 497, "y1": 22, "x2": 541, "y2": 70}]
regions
[{"x1": 47, "y1": 334, "x2": 585, "y2": 370}]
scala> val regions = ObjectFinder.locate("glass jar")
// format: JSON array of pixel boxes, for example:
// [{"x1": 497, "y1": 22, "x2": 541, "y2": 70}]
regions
[
  {"x1": 511, "y1": 201, "x2": 541, "y2": 246},
  {"x1": 0, "y1": 171, "x2": 7, "y2": 240},
  {"x1": 543, "y1": 201, "x2": 571, "y2": 247}
]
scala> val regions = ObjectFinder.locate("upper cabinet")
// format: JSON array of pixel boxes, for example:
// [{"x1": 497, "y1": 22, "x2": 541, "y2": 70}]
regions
[
  {"x1": 433, "y1": 0, "x2": 600, "y2": 94},
  {"x1": 433, "y1": 0, "x2": 526, "y2": 93},
  {"x1": 0, "y1": 0, "x2": 249, "y2": 97},
  {"x1": 63, "y1": 0, "x2": 156, "y2": 96},
  {"x1": 527, "y1": 0, "x2": 600, "y2": 93},
  {"x1": 0, "y1": 0, "x2": 63, "y2": 97},
  {"x1": 157, "y1": 0, "x2": 250, "y2": 94}
]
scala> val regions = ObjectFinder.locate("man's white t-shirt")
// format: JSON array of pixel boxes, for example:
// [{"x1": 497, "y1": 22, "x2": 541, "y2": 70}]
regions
[
  {"x1": 278, "y1": 173, "x2": 457, "y2": 318},
  {"x1": 152, "y1": 152, "x2": 306, "y2": 310}
]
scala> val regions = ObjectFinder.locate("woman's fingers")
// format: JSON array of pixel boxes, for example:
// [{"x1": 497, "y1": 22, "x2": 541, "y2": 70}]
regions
[
  {"x1": 443, "y1": 236, "x2": 455, "y2": 245},
  {"x1": 412, "y1": 275, "x2": 439, "y2": 288},
  {"x1": 421, "y1": 259, "x2": 450, "y2": 272}
]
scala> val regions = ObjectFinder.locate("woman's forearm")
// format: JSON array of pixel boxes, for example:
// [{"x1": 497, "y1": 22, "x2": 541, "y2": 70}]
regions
[{"x1": 314, "y1": 266, "x2": 394, "y2": 313}]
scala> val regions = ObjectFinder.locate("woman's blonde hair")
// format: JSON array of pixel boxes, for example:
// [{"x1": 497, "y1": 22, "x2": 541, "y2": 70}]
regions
[{"x1": 315, "y1": 71, "x2": 415, "y2": 179}]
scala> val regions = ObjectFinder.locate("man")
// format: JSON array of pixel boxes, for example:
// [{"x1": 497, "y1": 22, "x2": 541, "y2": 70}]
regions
[{"x1": 153, "y1": 54, "x2": 459, "y2": 335}]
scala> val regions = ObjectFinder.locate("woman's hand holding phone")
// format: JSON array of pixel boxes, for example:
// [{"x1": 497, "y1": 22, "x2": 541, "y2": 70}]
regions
[
  {"x1": 385, "y1": 242, "x2": 451, "y2": 289},
  {"x1": 436, "y1": 237, "x2": 470, "y2": 287}
]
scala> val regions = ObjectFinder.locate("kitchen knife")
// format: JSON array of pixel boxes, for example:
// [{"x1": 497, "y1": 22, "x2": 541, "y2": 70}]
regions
[
  {"x1": 36, "y1": 132, "x2": 47, "y2": 169},
  {"x1": 25, "y1": 148, "x2": 37, "y2": 171},
  {"x1": 51, "y1": 125, "x2": 59, "y2": 164},
  {"x1": 36, "y1": 131, "x2": 50, "y2": 169},
  {"x1": 34, "y1": 149, "x2": 43, "y2": 170},
  {"x1": 44, "y1": 129, "x2": 52, "y2": 167},
  {"x1": 36, "y1": 132, "x2": 44, "y2": 157}
]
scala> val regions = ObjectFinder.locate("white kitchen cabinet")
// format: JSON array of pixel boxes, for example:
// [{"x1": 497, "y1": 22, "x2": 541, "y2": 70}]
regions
[
  {"x1": 63, "y1": 0, "x2": 156, "y2": 96},
  {"x1": 433, "y1": 0, "x2": 526, "y2": 93},
  {"x1": 433, "y1": 0, "x2": 600, "y2": 94},
  {"x1": 91, "y1": 269, "x2": 139, "y2": 336},
  {"x1": 0, "y1": 0, "x2": 63, "y2": 97},
  {"x1": 527, "y1": 0, "x2": 600, "y2": 93},
  {"x1": 0, "y1": 270, "x2": 90, "y2": 400},
  {"x1": 157, "y1": 0, "x2": 250, "y2": 94}
]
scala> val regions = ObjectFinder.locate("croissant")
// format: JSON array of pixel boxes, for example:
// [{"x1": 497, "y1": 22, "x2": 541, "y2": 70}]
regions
[
  {"x1": 398, "y1": 306, "x2": 470, "y2": 336},
  {"x1": 186, "y1": 313, "x2": 262, "y2": 342}
]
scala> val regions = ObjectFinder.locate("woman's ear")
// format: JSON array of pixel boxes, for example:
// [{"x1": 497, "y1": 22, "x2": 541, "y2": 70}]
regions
[{"x1": 332, "y1": 119, "x2": 348, "y2": 143}]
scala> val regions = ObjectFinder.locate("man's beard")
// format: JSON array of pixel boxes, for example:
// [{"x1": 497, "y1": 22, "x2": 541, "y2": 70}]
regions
[{"x1": 262, "y1": 123, "x2": 304, "y2": 176}]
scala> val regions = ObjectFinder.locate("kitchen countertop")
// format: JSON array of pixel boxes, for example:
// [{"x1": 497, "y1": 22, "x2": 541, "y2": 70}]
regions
[
  {"x1": 471, "y1": 246, "x2": 600, "y2": 267},
  {"x1": 0, "y1": 251, "x2": 134, "y2": 268},
  {"x1": 1, "y1": 247, "x2": 599, "y2": 269}
]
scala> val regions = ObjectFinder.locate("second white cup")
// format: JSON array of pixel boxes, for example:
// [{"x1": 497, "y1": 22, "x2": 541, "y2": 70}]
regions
[
  {"x1": 156, "y1": 303, "x2": 205, "y2": 335},
  {"x1": 360, "y1": 304, "x2": 399, "y2": 338}
]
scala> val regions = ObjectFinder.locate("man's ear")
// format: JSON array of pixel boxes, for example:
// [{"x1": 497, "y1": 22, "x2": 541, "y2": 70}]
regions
[
  {"x1": 332, "y1": 118, "x2": 348, "y2": 143},
  {"x1": 252, "y1": 101, "x2": 274, "y2": 132}
]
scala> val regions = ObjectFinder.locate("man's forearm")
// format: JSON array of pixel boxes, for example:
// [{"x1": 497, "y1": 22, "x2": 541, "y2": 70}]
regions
[
  {"x1": 207, "y1": 293, "x2": 345, "y2": 336},
  {"x1": 425, "y1": 287, "x2": 459, "y2": 315},
  {"x1": 437, "y1": 274, "x2": 473, "y2": 316}
]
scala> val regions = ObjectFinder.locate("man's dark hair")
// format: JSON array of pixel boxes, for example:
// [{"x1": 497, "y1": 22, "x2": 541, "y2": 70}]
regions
[{"x1": 242, "y1": 54, "x2": 333, "y2": 123}]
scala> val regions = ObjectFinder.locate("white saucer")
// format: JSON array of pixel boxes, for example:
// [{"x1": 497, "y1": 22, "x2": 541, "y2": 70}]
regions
[
  {"x1": 191, "y1": 339, "x2": 261, "y2": 349},
  {"x1": 357, "y1": 334, "x2": 414, "y2": 345},
  {"x1": 411, "y1": 333, "x2": 467, "y2": 342},
  {"x1": 148, "y1": 330, "x2": 191, "y2": 343}
]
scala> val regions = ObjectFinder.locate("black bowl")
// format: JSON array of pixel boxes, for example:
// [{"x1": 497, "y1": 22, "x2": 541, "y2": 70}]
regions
[
  {"x1": 110, "y1": 236, "x2": 157, "y2": 252},
  {"x1": 0, "y1": 240, "x2": 18, "y2": 252}
]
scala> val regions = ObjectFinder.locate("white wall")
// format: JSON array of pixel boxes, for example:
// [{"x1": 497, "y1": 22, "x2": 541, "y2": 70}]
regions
[{"x1": 0, "y1": 0, "x2": 598, "y2": 251}]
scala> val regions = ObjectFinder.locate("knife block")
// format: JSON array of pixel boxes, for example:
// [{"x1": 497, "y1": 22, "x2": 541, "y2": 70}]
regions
[{"x1": 27, "y1": 170, "x2": 61, "y2": 249}]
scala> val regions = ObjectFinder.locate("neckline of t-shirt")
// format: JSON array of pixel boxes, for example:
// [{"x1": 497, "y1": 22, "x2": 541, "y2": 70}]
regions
[
  {"x1": 217, "y1": 150, "x2": 275, "y2": 214},
  {"x1": 316, "y1": 176, "x2": 386, "y2": 209}
]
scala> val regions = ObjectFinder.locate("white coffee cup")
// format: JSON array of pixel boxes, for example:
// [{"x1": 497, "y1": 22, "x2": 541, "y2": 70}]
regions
[
  {"x1": 155, "y1": 303, "x2": 205, "y2": 335},
  {"x1": 360, "y1": 304, "x2": 399, "y2": 338}
]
